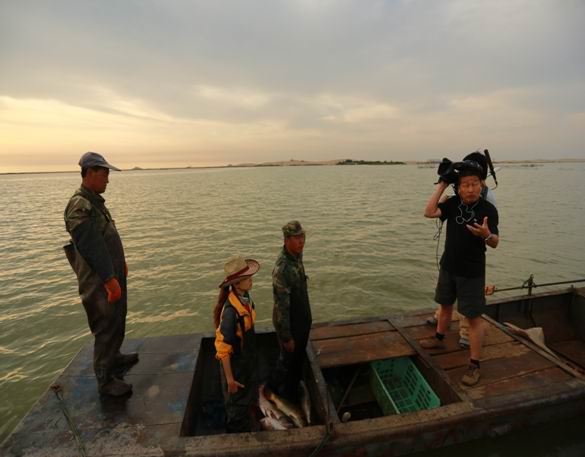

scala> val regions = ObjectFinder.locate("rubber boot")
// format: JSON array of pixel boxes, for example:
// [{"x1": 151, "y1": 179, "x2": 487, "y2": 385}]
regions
[
  {"x1": 114, "y1": 352, "x2": 139, "y2": 368},
  {"x1": 99, "y1": 377, "x2": 133, "y2": 397}
]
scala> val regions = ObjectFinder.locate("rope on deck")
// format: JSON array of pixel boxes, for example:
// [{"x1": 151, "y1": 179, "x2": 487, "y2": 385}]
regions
[{"x1": 51, "y1": 384, "x2": 88, "y2": 457}]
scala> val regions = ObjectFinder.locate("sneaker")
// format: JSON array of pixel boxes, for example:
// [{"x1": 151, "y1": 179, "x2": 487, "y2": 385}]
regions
[
  {"x1": 419, "y1": 338, "x2": 446, "y2": 350},
  {"x1": 99, "y1": 377, "x2": 133, "y2": 397},
  {"x1": 113, "y1": 352, "x2": 139, "y2": 368},
  {"x1": 461, "y1": 364, "x2": 480, "y2": 386},
  {"x1": 458, "y1": 337, "x2": 470, "y2": 349}
]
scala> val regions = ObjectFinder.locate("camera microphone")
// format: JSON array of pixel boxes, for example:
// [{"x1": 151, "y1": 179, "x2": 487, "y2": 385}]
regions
[{"x1": 484, "y1": 149, "x2": 498, "y2": 188}]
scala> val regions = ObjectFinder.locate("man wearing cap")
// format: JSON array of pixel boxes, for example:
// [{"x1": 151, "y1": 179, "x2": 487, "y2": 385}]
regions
[
  {"x1": 269, "y1": 221, "x2": 312, "y2": 401},
  {"x1": 64, "y1": 152, "x2": 137, "y2": 397}
]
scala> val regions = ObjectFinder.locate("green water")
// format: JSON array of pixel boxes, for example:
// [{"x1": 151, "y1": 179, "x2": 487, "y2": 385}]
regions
[{"x1": 1, "y1": 164, "x2": 584, "y2": 454}]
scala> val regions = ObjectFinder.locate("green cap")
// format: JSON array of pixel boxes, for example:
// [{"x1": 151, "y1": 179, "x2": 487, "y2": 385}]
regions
[{"x1": 282, "y1": 220, "x2": 305, "y2": 237}]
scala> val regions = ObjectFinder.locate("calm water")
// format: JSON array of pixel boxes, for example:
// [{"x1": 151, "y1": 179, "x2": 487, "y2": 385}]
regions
[{"x1": 1, "y1": 164, "x2": 584, "y2": 454}]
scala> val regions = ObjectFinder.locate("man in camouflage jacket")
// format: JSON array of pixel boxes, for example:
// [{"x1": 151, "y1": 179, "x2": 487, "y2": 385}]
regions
[
  {"x1": 64, "y1": 152, "x2": 137, "y2": 397},
  {"x1": 270, "y1": 220, "x2": 312, "y2": 401}
]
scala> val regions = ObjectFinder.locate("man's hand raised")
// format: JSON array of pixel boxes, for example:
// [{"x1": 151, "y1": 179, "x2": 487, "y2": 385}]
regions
[{"x1": 466, "y1": 216, "x2": 490, "y2": 239}]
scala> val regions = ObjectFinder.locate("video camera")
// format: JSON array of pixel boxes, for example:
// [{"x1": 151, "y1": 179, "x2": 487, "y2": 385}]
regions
[
  {"x1": 436, "y1": 149, "x2": 497, "y2": 187},
  {"x1": 436, "y1": 159, "x2": 478, "y2": 184}
]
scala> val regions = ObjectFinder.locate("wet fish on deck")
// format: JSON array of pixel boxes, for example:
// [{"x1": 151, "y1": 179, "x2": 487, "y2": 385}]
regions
[
  {"x1": 260, "y1": 416, "x2": 288, "y2": 431},
  {"x1": 258, "y1": 384, "x2": 294, "y2": 429},
  {"x1": 265, "y1": 390, "x2": 306, "y2": 428}
]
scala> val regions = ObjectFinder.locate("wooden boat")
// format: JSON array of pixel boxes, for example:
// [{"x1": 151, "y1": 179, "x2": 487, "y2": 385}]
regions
[{"x1": 3, "y1": 286, "x2": 585, "y2": 457}]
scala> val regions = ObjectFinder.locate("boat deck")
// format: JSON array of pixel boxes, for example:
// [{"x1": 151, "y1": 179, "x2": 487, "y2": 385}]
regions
[
  {"x1": 311, "y1": 310, "x2": 584, "y2": 414},
  {"x1": 1, "y1": 334, "x2": 201, "y2": 456},
  {"x1": 401, "y1": 313, "x2": 577, "y2": 402},
  {"x1": 3, "y1": 288, "x2": 585, "y2": 457}
]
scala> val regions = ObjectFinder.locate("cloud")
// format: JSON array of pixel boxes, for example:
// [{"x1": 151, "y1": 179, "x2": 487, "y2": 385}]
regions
[
  {"x1": 317, "y1": 94, "x2": 399, "y2": 124},
  {"x1": 0, "y1": 0, "x2": 584, "y2": 171},
  {"x1": 192, "y1": 85, "x2": 271, "y2": 109}
]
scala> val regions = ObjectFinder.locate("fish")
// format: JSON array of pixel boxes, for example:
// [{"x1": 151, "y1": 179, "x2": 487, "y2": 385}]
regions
[
  {"x1": 260, "y1": 416, "x2": 288, "y2": 431},
  {"x1": 258, "y1": 385, "x2": 294, "y2": 429},
  {"x1": 279, "y1": 416, "x2": 294, "y2": 429},
  {"x1": 258, "y1": 384, "x2": 277, "y2": 418},
  {"x1": 265, "y1": 390, "x2": 306, "y2": 428},
  {"x1": 299, "y1": 380, "x2": 312, "y2": 425}
]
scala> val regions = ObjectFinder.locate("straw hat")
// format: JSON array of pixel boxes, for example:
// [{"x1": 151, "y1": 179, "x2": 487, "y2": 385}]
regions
[{"x1": 218, "y1": 255, "x2": 260, "y2": 288}]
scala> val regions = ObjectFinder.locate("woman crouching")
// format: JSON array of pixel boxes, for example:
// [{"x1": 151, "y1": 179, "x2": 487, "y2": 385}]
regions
[{"x1": 213, "y1": 255, "x2": 260, "y2": 433}]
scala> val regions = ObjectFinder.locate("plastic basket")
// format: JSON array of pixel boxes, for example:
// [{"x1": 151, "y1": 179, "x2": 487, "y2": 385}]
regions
[{"x1": 370, "y1": 357, "x2": 441, "y2": 415}]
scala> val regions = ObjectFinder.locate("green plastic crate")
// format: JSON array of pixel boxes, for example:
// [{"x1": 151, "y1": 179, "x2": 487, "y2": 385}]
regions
[{"x1": 370, "y1": 357, "x2": 441, "y2": 415}]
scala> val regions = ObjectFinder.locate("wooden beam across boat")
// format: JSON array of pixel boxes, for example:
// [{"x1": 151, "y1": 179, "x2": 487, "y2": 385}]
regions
[{"x1": 311, "y1": 321, "x2": 415, "y2": 368}]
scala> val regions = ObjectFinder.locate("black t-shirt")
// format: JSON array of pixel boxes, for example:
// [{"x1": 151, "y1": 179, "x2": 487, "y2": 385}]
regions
[{"x1": 438, "y1": 195, "x2": 499, "y2": 278}]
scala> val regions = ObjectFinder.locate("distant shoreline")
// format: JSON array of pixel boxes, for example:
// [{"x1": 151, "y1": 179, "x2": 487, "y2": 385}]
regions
[{"x1": 2, "y1": 158, "x2": 584, "y2": 176}]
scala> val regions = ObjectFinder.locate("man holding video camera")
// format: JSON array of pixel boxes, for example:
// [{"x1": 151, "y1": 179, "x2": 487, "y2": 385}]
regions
[{"x1": 421, "y1": 158, "x2": 499, "y2": 386}]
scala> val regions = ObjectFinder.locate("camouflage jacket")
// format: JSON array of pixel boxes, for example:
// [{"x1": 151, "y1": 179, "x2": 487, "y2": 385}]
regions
[
  {"x1": 272, "y1": 247, "x2": 312, "y2": 343},
  {"x1": 64, "y1": 186, "x2": 118, "y2": 282}
]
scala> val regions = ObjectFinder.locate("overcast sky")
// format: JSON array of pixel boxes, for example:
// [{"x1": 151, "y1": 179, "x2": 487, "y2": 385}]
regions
[{"x1": 1, "y1": 0, "x2": 584, "y2": 172}]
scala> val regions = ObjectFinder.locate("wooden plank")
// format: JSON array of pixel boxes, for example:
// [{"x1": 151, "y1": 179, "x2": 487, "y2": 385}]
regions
[
  {"x1": 473, "y1": 377, "x2": 585, "y2": 411},
  {"x1": 1, "y1": 422, "x2": 183, "y2": 457},
  {"x1": 467, "y1": 366, "x2": 572, "y2": 400},
  {"x1": 387, "y1": 310, "x2": 438, "y2": 328},
  {"x1": 306, "y1": 341, "x2": 339, "y2": 427},
  {"x1": 404, "y1": 324, "x2": 455, "y2": 341},
  {"x1": 311, "y1": 316, "x2": 390, "y2": 329},
  {"x1": 548, "y1": 339, "x2": 585, "y2": 369},
  {"x1": 122, "y1": 334, "x2": 203, "y2": 354},
  {"x1": 404, "y1": 322, "x2": 514, "y2": 355},
  {"x1": 482, "y1": 325, "x2": 516, "y2": 345},
  {"x1": 482, "y1": 314, "x2": 585, "y2": 380},
  {"x1": 391, "y1": 309, "x2": 486, "y2": 329},
  {"x1": 447, "y1": 350, "x2": 556, "y2": 390},
  {"x1": 64, "y1": 351, "x2": 198, "y2": 379},
  {"x1": 433, "y1": 341, "x2": 531, "y2": 371},
  {"x1": 314, "y1": 331, "x2": 415, "y2": 368},
  {"x1": 310, "y1": 321, "x2": 393, "y2": 341}
]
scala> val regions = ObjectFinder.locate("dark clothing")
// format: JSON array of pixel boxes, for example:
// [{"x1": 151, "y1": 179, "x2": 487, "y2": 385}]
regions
[
  {"x1": 270, "y1": 247, "x2": 312, "y2": 401},
  {"x1": 434, "y1": 269, "x2": 486, "y2": 318},
  {"x1": 215, "y1": 292, "x2": 258, "y2": 433},
  {"x1": 270, "y1": 341, "x2": 308, "y2": 403},
  {"x1": 438, "y1": 195, "x2": 499, "y2": 278},
  {"x1": 272, "y1": 248, "x2": 312, "y2": 343},
  {"x1": 64, "y1": 186, "x2": 127, "y2": 388},
  {"x1": 65, "y1": 186, "x2": 118, "y2": 282}
]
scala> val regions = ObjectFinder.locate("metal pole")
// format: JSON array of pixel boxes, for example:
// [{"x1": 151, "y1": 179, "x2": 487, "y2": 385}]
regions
[{"x1": 493, "y1": 276, "x2": 585, "y2": 294}]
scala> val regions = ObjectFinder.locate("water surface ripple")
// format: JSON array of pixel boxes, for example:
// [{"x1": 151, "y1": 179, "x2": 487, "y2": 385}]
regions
[{"x1": 1, "y1": 164, "x2": 584, "y2": 455}]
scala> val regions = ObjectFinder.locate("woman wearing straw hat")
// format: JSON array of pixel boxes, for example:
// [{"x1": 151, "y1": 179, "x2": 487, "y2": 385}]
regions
[{"x1": 213, "y1": 255, "x2": 261, "y2": 433}]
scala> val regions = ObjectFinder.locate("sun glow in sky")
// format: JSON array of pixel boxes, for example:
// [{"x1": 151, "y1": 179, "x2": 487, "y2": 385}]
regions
[{"x1": 1, "y1": 0, "x2": 584, "y2": 172}]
